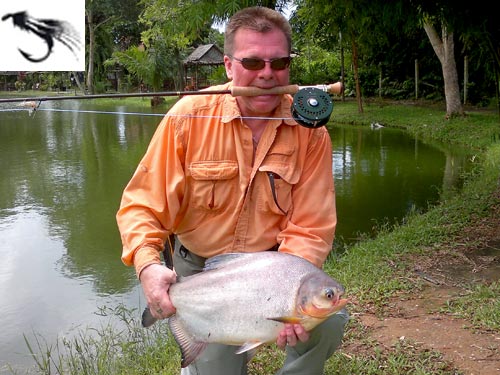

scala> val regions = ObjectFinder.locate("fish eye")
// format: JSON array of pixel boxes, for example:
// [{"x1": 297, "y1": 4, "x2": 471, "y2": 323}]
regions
[{"x1": 324, "y1": 288, "x2": 335, "y2": 300}]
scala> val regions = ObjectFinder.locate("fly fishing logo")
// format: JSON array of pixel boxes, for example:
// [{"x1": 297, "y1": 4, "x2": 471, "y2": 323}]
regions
[
  {"x1": 0, "y1": 1, "x2": 84, "y2": 71},
  {"x1": 2, "y1": 11, "x2": 81, "y2": 63}
]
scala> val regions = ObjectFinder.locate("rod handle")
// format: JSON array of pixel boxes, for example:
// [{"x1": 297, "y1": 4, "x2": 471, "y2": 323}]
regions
[
  {"x1": 322, "y1": 82, "x2": 343, "y2": 95},
  {"x1": 231, "y1": 85, "x2": 299, "y2": 96},
  {"x1": 231, "y1": 82, "x2": 343, "y2": 97}
]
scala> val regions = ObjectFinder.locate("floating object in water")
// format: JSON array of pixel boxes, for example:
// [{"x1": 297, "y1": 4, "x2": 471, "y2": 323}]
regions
[
  {"x1": 16, "y1": 101, "x2": 40, "y2": 116},
  {"x1": 370, "y1": 122, "x2": 384, "y2": 129}
]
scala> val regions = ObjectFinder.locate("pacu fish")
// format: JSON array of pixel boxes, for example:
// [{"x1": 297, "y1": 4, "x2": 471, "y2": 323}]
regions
[{"x1": 142, "y1": 251, "x2": 348, "y2": 368}]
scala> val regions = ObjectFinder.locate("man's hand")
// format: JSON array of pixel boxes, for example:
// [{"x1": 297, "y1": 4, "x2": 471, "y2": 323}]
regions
[
  {"x1": 276, "y1": 323, "x2": 310, "y2": 350},
  {"x1": 139, "y1": 263, "x2": 177, "y2": 319}
]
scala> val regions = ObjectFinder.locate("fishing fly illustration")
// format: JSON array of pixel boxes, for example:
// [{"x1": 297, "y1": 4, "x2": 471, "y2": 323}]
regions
[{"x1": 1, "y1": 11, "x2": 81, "y2": 63}]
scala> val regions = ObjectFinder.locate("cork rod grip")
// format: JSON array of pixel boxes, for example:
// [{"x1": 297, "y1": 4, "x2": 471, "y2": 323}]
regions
[{"x1": 231, "y1": 82, "x2": 343, "y2": 97}]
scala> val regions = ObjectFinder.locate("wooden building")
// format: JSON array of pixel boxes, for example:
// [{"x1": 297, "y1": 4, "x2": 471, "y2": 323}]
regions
[{"x1": 183, "y1": 44, "x2": 224, "y2": 90}]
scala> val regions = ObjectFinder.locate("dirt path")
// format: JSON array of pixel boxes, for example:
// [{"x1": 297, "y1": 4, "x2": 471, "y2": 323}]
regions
[
  {"x1": 343, "y1": 194, "x2": 500, "y2": 374},
  {"x1": 359, "y1": 285, "x2": 499, "y2": 375}
]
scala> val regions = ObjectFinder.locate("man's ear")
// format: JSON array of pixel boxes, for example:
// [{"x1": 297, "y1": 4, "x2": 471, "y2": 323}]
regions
[{"x1": 224, "y1": 55, "x2": 233, "y2": 80}]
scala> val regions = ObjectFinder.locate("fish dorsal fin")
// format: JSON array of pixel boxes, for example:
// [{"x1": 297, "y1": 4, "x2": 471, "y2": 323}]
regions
[
  {"x1": 234, "y1": 341, "x2": 264, "y2": 356},
  {"x1": 168, "y1": 315, "x2": 207, "y2": 368},
  {"x1": 203, "y1": 253, "x2": 251, "y2": 271}
]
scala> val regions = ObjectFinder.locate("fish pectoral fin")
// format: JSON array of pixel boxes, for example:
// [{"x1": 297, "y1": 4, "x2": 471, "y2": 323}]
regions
[
  {"x1": 267, "y1": 316, "x2": 304, "y2": 324},
  {"x1": 235, "y1": 341, "x2": 264, "y2": 355},
  {"x1": 168, "y1": 315, "x2": 208, "y2": 368},
  {"x1": 141, "y1": 306, "x2": 158, "y2": 328}
]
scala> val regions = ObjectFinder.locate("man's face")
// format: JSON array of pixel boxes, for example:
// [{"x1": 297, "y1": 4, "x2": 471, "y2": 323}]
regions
[{"x1": 224, "y1": 27, "x2": 290, "y2": 118}]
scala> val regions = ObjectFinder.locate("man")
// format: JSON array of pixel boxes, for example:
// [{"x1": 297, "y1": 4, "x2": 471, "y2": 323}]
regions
[{"x1": 117, "y1": 6, "x2": 348, "y2": 375}]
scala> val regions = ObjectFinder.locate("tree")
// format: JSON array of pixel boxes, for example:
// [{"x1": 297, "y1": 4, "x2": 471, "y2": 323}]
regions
[
  {"x1": 293, "y1": 0, "x2": 375, "y2": 113},
  {"x1": 85, "y1": 0, "x2": 114, "y2": 94},
  {"x1": 410, "y1": 0, "x2": 465, "y2": 117},
  {"x1": 135, "y1": 0, "x2": 291, "y2": 91},
  {"x1": 85, "y1": 0, "x2": 143, "y2": 94},
  {"x1": 422, "y1": 19, "x2": 463, "y2": 117}
]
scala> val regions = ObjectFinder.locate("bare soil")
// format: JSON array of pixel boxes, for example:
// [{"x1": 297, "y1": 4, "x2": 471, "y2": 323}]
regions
[{"x1": 342, "y1": 190, "x2": 500, "y2": 374}]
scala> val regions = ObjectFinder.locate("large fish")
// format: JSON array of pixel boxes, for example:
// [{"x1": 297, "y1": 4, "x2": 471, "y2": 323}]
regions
[{"x1": 142, "y1": 251, "x2": 348, "y2": 368}]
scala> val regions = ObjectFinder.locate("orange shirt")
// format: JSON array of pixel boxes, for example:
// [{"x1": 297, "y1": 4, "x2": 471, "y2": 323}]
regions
[{"x1": 117, "y1": 82, "x2": 336, "y2": 276}]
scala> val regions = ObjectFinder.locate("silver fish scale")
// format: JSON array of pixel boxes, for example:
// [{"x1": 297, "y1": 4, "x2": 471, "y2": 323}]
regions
[{"x1": 168, "y1": 251, "x2": 341, "y2": 345}]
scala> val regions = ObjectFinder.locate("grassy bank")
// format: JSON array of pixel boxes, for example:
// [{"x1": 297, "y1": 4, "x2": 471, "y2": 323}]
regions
[
  {"x1": 19, "y1": 99, "x2": 500, "y2": 374},
  {"x1": 326, "y1": 100, "x2": 500, "y2": 303},
  {"x1": 324, "y1": 100, "x2": 500, "y2": 374}
]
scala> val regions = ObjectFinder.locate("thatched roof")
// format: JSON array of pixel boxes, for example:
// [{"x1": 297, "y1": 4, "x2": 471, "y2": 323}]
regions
[{"x1": 184, "y1": 44, "x2": 224, "y2": 66}]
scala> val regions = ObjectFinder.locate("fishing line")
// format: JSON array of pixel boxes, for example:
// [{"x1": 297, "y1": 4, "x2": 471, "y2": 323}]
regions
[
  {"x1": 1, "y1": 106, "x2": 294, "y2": 121},
  {"x1": 0, "y1": 108, "x2": 29, "y2": 113},
  {"x1": 36, "y1": 108, "x2": 166, "y2": 117},
  {"x1": 0, "y1": 83, "x2": 343, "y2": 128}
]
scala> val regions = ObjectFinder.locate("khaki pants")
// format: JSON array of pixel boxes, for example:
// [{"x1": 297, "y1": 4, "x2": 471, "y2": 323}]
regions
[{"x1": 173, "y1": 243, "x2": 349, "y2": 375}]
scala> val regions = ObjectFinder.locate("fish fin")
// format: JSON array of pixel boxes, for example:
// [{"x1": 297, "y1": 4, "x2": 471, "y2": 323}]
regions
[
  {"x1": 168, "y1": 315, "x2": 207, "y2": 368},
  {"x1": 203, "y1": 253, "x2": 252, "y2": 271},
  {"x1": 234, "y1": 341, "x2": 264, "y2": 355},
  {"x1": 267, "y1": 316, "x2": 304, "y2": 324},
  {"x1": 141, "y1": 306, "x2": 158, "y2": 328}
]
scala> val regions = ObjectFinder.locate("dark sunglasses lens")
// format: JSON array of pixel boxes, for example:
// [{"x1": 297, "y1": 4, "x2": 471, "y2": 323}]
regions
[
  {"x1": 270, "y1": 57, "x2": 291, "y2": 70},
  {"x1": 241, "y1": 58, "x2": 265, "y2": 70},
  {"x1": 239, "y1": 57, "x2": 291, "y2": 70}
]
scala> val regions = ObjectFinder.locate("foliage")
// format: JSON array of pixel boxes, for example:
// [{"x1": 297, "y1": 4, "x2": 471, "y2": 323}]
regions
[
  {"x1": 105, "y1": 44, "x2": 175, "y2": 92},
  {"x1": 23, "y1": 304, "x2": 181, "y2": 375},
  {"x1": 290, "y1": 44, "x2": 342, "y2": 85},
  {"x1": 14, "y1": 81, "x2": 26, "y2": 91},
  {"x1": 5, "y1": 0, "x2": 499, "y2": 106}
]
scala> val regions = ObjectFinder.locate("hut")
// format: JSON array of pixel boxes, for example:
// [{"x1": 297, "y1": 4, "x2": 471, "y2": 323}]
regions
[{"x1": 183, "y1": 44, "x2": 224, "y2": 90}]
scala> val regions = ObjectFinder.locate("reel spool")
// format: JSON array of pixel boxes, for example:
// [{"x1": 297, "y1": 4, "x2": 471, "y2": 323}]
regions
[{"x1": 292, "y1": 87, "x2": 333, "y2": 128}]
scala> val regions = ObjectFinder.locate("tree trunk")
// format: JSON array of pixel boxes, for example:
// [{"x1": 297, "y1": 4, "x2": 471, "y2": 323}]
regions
[
  {"x1": 71, "y1": 72, "x2": 85, "y2": 93},
  {"x1": 351, "y1": 38, "x2": 363, "y2": 113},
  {"x1": 423, "y1": 21, "x2": 464, "y2": 118},
  {"x1": 340, "y1": 31, "x2": 345, "y2": 102},
  {"x1": 86, "y1": 9, "x2": 95, "y2": 95}
]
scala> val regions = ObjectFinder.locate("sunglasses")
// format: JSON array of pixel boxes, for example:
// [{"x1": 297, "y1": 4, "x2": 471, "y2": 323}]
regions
[{"x1": 229, "y1": 55, "x2": 291, "y2": 71}]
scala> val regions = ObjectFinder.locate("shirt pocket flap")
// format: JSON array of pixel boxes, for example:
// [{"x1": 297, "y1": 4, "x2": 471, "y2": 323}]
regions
[
  {"x1": 189, "y1": 160, "x2": 239, "y2": 181},
  {"x1": 259, "y1": 164, "x2": 299, "y2": 185}
]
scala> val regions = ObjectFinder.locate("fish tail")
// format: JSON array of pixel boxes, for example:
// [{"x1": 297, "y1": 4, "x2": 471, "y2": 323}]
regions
[{"x1": 168, "y1": 315, "x2": 207, "y2": 368}]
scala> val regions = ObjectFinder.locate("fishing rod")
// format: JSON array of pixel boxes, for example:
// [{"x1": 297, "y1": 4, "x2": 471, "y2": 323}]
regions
[{"x1": 1, "y1": 82, "x2": 342, "y2": 128}]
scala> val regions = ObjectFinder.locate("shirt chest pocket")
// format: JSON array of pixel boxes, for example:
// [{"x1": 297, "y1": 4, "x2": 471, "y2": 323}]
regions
[
  {"x1": 188, "y1": 160, "x2": 239, "y2": 211},
  {"x1": 258, "y1": 150, "x2": 300, "y2": 216}
]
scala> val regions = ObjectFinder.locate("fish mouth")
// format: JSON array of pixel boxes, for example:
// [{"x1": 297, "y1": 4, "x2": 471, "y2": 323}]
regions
[
  {"x1": 333, "y1": 298, "x2": 349, "y2": 312},
  {"x1": 299, "y1": 295, "x2": 349, "y2": 319}
]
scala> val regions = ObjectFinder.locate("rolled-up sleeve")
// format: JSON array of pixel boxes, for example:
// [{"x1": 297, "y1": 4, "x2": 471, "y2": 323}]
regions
[
  {"x1": 116, "y1": 114, "x2": 185, "y2": 276},
  {"x1": 278, "y1": 127, "x2": 336, "y2": 267}
]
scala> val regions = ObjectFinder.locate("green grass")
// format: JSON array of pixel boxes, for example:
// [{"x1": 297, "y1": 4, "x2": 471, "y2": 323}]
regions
[
  {"x1": 443, "y1": 281, "x2": 500, "y2": 331},
  {"x1": 13, "y1": 98, "x2": 500, "y2": 374}
]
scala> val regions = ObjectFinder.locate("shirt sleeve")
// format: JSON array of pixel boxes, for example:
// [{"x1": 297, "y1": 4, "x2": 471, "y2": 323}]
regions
[
  {"x1": 116, "y1": 114, "x2": 185, "y2": 277},
  {"x1": 277, "y1": 126, "x2": 336, "y2": 268}
]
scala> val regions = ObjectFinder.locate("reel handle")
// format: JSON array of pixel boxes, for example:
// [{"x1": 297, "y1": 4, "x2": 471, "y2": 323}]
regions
[{"x1": 231, "y1": 82, "x2": 343, "y2": 97}]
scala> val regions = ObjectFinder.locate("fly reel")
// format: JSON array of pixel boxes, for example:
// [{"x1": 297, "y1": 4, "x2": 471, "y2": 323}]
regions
[{"x1": 292, "y1": 87, "x2": 333, "y2": 128}]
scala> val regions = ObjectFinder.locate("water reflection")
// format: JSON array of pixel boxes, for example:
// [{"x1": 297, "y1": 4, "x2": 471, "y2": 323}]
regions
[
  {"x1": 0, "y1": 101, "x2": 469, "y2": 372},
  {"x1": 329, "y1": 125, "x2": 467, "y2": 245}
]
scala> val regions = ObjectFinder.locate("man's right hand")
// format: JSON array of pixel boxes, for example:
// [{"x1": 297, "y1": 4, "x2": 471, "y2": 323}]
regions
[{"x1": 139, "y1": 263, "x2": 177, "y2": 319}]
